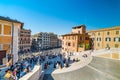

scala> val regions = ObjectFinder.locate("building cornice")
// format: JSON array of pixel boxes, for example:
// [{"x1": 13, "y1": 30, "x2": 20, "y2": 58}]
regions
[
  {"x1": 0, "y1": 16, "x2": 24, "y2": 28},
  {"x1": 62, "y1": 33, "x2": 89, "y2": 36},
  {"x1": 87, "y1": 26, "x2": 120, "y2": 32}
]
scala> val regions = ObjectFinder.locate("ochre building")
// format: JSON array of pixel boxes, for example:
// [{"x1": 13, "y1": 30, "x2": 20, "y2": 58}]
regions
[
  {"x1": 0, "y1": 16, "x2": 23, "y2": 64},
  {"x1": 62, "y1": 25, "x2": 90, "y2": 53},
  {"x1": 50, "y1": 33, "x2": 58, "y2": 48},
  {"x1": 18, "y1": 29, "x2": 31, "y2": 54},
  {"x1": 88, "y1": 26, "x2": 120, "y2": 50}
]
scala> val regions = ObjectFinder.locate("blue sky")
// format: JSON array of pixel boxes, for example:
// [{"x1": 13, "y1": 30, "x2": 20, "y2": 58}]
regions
[{"x1": 0, "y1": 0, "x2": 120, "y2": 35}]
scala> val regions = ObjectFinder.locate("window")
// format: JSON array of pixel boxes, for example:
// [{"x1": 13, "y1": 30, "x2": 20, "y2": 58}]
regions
[
  {"x1": 105, "y1": 37, "x2": 111, "y2": 42},
  {"x1": 68, "y1": 43, "x2": 71, "y2": 46},
  {"x1": 114, "y1": 37, "x2": 120, "y2": 42},
  {"x1": 78, "y1": 31, "x2": 80, "y2": 34},
  {"x1": 98, "y1": 32, "x2": 100, "y2": 36},
  {"x1": 115, "y1": 44, "x2": 118, "y2": 48},
  {"x1": 4, "y1": 25, "x2": 11, "y2": 35},
  {"x1": 100, "y1": 38, "x2": 101, "y2": 41},
  {"x1": 97, "y1": 38, "x2": 101, "y2": 42},
  {"x1": 107, "y1": 32, "x2": 110, "y2": 35},
  {"x1": 116, "y1": 31, "x2": 119, "y2": 35}
]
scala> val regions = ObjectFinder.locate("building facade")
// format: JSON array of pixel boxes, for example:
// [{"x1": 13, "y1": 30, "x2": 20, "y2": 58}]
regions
[
  {"x1": 0, "y1": 16, "x2": 23, "y2": 64},
  {"x1": 31, "y1": 32, "x2": 60, "y2": 51},
  {"x1": 62, "y1": 25, "x2": 90, "y2": 53},
  {"x1": 32, "y1": 32, "x2": 50, "y2": 50},
  {"x1": 88, "y1": 26, "x2": 120, "y2": 50},
  {"x1": 57, "y1": 35, "x2": 62, "y2": 47},
  {"x1": 50, "y1": 33, "x2": 58, "y2": 48},
  {"x1": 31, "y1": 36, "x2": 40, "y2": 52},
  {"x1": 18, "y1": 29, "x2": 31, "y2": 54}
]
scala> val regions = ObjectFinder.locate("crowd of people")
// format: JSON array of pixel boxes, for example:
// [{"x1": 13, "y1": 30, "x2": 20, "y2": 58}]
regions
[
  {"x1": 4, "y1": 56, "x2": 39, "y2": 80},
  {"x1": 3, "y1": 51, "x2": 87, "y2": 80},
  {"x1": 43, "y1": 54, "x2": 81, "y2": 71},
  {"x1": 3, "y1": 53, "x2": 58, "y2": 80}
]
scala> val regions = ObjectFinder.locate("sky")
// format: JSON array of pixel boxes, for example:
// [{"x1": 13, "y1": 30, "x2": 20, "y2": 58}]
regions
[{"x1": 0, "y1": 0, "x2": 120, "y2": 35}]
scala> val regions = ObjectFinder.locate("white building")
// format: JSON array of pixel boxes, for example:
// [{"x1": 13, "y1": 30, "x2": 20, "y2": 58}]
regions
[
  {"x1": 40, "y1": 32, "x2": 50, "y2": 49},
  {"x1": 32, "y1": 32, "x2": 50, "y2": 50}
]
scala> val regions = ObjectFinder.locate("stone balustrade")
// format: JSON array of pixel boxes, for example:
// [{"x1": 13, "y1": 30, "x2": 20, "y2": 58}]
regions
[{"x1": 19, "y1": 65, "x2": 42, "y2": 80}]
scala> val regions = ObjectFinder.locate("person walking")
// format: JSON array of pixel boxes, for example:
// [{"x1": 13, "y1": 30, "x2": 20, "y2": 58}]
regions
[
  {"x1": 20, "y1": 68, "x2": 27, "y2": 78},
  {"x1": 60, "y1": 62, "x2": 63, "y2": 69},
  {"x1": 13, "y1": 68, "x2": 18, "y2": 80},
  {"x1": 53, "y1": 62, "x2": 56, "y2": 68}
]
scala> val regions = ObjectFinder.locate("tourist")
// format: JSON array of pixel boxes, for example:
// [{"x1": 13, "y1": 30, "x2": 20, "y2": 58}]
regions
[
  {"x1": 20, "y1": 68, "x2": 27, "y2": 77},
  {"x1": 76, "y1": 58, "x2": 78, "y2": 62},
  {"x1": 68, "y1": 57, "x2": 71, "y2": 63},
  {"x1": 78, "y1": 58, "x2": 80, "y2": 61},
  {"x1": 4, "y1": 69, "x2": 15, "y2": 80},
  {"x1": 44, "y1": 63, "x2": 47, "y2": 69},
  {"x1": 65, "y1": 62, "x2": 69, "y2": 67},
  {"x1": 56, "y1": 63, "x2": 59, "y2": 69},
  {"x1": 13, "y1": 68, "x2": 18, "y2": 80},
  {"x1": 10, "y1": 65, "x2": 14, "y2": 71},
  {"x1": 16, "y1": 66, "x2": 21, "y2": 78},
  {"x1": 60, "y1": 62, "x2": 63, "y2": 69},
  {"x1": 26, "y1": 65, "x2": 32, "y2": 72},
  {"x1": 54, "y1": 62, "x2": 56, "y2": 68},
  {"x1": 73, "y1": 58, "x2": 75, "y2": 62},
  {"x1": 82, "y1": 54, "x2": 87, "y2": 58}
]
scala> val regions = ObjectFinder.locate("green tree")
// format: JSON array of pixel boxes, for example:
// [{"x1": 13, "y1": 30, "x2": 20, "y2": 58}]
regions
[
  {"x1": 78, "y1": 43, "x2": 84, "y2": 48},
  {"x1": 85, "y1": 44, "x2": 90, "y2": 50}
]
